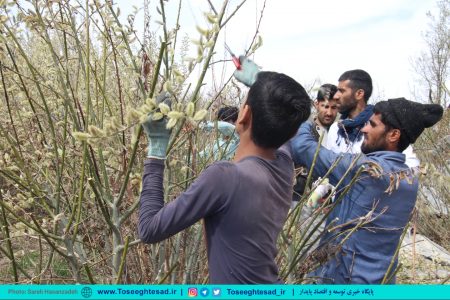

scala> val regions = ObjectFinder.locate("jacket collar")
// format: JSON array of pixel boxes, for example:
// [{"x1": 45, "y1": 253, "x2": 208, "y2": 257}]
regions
[{"x1": 366, "y1": 151, "x2": 406, "y2": 164}]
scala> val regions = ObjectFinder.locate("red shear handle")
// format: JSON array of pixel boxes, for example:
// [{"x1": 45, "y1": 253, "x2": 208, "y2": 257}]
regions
[{"x1": 232, "y1": 56, "x2": 241, "y2": 70}]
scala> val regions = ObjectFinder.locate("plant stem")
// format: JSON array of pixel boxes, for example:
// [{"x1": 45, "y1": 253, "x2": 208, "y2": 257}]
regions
[{"x1": 115, "y1": 237, "x2": 130, "y2": 284}]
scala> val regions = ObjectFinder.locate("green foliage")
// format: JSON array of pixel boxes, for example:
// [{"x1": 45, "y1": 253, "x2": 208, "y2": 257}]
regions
[
  {"x1": 415, "y1": 110, "x2": 450, "y2": 249},
  {"x1": 0, "y1": 0, "x2": 264, "y2": 284}
]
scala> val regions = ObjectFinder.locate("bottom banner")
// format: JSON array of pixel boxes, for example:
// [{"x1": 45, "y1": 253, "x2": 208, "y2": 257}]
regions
[{"x1": 0, "y1": 284, "x2": 449, "y2": 300}]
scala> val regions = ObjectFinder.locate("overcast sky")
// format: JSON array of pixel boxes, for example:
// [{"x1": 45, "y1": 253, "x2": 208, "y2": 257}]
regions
[{"x1": 120, "y1": 0, "x2": 439, "y2": 102}]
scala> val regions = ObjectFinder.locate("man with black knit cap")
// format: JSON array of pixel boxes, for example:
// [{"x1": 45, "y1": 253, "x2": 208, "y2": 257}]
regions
[{"x1": 290, "y1": 97, "x2": 443, "y2": 284}]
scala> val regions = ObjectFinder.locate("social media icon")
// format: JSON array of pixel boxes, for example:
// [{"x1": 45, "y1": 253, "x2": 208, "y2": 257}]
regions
[
  {"x1": 200, "y1": 288, "x2": 209, "y2": 297},
  {"x1": 212, "y1": 288, "x2": 221, "y2": 297},
  {"x1": 188, "y1": 287, "x2": 198, "y2": 297}
]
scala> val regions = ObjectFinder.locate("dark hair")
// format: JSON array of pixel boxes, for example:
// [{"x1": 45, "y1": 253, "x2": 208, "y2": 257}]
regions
[
  {"x1": 373, "y1": 101, "x2": 410, "y2": 152},
  {"x1": 317, "y1": 83, "x2": 337, "y2": 102},
  {"x1": 246, "y1": 71, "x2": 311, "y2": 149},
  {"x1": 217, "y1": 106, "x2": 239, "y2": 123},
  {"x1": 338, "y1": 69, "x2": 373, "y2": 102}
]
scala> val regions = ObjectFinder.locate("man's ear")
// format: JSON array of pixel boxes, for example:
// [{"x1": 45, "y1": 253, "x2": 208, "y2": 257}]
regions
[
  {"x1": 387, "y1": 128, "x2": 401, "y2": 144},
  {"x1": 237, "y1": 104, "x2": 251, "y2": 125},
  {"x1": 355, "y1": 89, "x2": 365, "y2": 101},
  {"x1": 313, "y1": 100, "x2": 319, "y2": 110},
  {"x1": 235, "y1": 104, "x2": 252, "y2": 136}
]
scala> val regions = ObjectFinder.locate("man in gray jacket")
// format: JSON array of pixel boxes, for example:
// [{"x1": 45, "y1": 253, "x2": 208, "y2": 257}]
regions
[{"x1": 139, "y1": 70, "x2": 311, "y2": 283}]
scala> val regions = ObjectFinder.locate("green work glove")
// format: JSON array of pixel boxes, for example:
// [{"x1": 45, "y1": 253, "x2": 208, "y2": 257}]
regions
[
  {"x1": 141, "y1": 92, "x2": 172, "y2": 159},
  {"x1": 233, "y1": 56, "x2": 261, "y2": 87}
]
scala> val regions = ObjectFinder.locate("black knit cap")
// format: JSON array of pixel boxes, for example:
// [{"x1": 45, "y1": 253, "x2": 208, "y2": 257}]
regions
[{"x1": 386, "y1": 97, "x2": 443, "y2": 144}]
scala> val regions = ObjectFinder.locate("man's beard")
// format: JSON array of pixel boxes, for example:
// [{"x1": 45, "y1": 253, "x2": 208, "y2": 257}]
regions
[{"x1": 361, "y1": 139, "x2": 387, "y2": 154}]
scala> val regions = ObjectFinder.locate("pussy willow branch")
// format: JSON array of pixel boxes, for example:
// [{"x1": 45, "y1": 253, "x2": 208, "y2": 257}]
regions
[
  {"x1": 220, "y1": 0, "x2": 246, "y2": 28},
  {"x1": 0, "y1": 186, "x2": 18, "y2": 282},
  {"x1": 245, "y1": 0, "x2": 266, "y2": 56},
  {"x1": 281, "y1": 161, "x2": 363, "y2": 278},
  {"x1": 1, "y1": 63, "x2": 23, "y2": 158},
  {"x1": 167, "y1": 2, "x2": 230, "y2": 153}
]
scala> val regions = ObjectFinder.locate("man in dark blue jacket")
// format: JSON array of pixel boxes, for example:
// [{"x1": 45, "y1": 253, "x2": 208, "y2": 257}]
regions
[{"x1": 290, "y1": 98, "x2": 443, "y2": 283}]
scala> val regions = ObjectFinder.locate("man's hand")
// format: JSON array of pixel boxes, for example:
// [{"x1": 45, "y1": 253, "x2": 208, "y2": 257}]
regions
[
  {"x1": 202, "y1": 121, "x2": 236, "y2": 137},
  {"x1": 307, "y1": 178, "x2": 333, "y2": 209},
  {"x1": 142, "y1": 92, "x2": 172, "y2": 159},
  {"x1": 233, "y1": 56, "x2": 261, "y2": 87}
]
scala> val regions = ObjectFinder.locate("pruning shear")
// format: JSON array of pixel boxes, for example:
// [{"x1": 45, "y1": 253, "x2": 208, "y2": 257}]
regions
[{"x1": 225, "y1": 43, "x2": 241, "y2": 70}]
